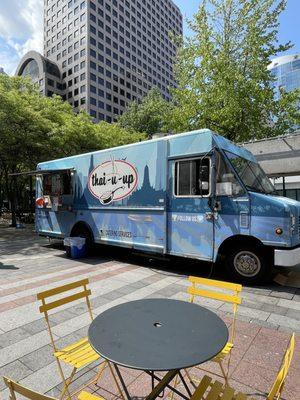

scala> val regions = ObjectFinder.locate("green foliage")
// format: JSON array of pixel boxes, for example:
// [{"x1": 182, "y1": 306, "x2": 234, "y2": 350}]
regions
[
  {"x1": 0, "y1": 74, "x2": 144, "y2": 215},
  {"x1": 118, "y1": 88, "x2": 170, "y2": 137},
  {"x1": 167, "y1": 0, "x2": 300, "y2": 141}
]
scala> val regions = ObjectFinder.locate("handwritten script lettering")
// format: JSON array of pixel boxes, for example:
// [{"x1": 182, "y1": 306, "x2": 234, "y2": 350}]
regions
[{"x1": 88, "y1": 160, "x2": 138, "y2": 205}]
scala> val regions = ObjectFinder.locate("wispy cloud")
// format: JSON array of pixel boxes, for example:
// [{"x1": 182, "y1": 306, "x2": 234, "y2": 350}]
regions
[{"x1": 0, "y1": 0, "x2": 43, "y2": 75}]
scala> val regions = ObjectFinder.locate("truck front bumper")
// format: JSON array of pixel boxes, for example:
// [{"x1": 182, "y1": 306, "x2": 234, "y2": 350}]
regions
[{"x1": 274, "y1": 246, "x2": 300, "y2": 268}]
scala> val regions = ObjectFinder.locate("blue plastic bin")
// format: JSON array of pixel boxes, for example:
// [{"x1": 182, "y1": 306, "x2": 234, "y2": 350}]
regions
[{"x1": 64, "y1": 237, "x2": 87, "y2": 259}]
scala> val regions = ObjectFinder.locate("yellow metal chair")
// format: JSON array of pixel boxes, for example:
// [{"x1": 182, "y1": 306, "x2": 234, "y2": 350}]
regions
[
  {"x1": 266, "y1": 332, "x2": 295, "y2": 400},
  {"x1": 37, "y1": 279, "x2": 123, "y2": 400},
  {"x1": 3, "y1": 377, "x2": 104, "y2": 400},
  {"x1": 188, "y1": 332, "x2": 295, "y2": 400},
  {"x1": 187, "y1": 276, "x2": 242, "y2": 385}
]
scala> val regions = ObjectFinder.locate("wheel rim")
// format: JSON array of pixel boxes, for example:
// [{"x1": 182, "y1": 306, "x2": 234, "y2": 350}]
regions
[{"x1": 233, "y1": 251, "x2": 261, "y2": 277}]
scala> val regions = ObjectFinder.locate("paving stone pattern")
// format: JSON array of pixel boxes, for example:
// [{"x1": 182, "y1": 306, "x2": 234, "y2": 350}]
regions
[{"x1": 0, "y1": 226, "x2": 299, "y2": 399}]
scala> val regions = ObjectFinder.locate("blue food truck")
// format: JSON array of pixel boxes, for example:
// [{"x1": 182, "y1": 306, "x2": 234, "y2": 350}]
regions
[{"x1": 35, "y1": 129, "x2": 300, "y2": 283}]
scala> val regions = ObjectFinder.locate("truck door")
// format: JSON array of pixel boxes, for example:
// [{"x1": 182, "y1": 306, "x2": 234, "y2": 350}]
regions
[{"x1": 167, "y1": 155, "x2": 215, "y2": 261}]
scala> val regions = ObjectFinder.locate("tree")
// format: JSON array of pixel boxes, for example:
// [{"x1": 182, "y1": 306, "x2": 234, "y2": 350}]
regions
[
  {"x1": 166, "y1": 0, "x2": 300, "y2": 141},
  {"x1": 118, "y1": 88, "x2": 170, "y2": 137},
  {"x1": 0, "y1": 74, "x2": 144, "y2": 224}
]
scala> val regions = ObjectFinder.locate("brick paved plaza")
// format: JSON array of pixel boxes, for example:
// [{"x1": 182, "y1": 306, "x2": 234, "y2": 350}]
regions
[{"x1": 0, "y1": 225, "x2": 299, "y2": 399}]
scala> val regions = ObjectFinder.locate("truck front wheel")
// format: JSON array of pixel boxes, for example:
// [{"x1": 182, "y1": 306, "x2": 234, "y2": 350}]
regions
[{"x1": 225, "y1": 245, "x2": 272, "y2": 284}]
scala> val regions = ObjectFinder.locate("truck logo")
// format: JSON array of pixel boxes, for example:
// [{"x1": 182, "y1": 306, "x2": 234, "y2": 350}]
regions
[{"x1": 88, "y1": 160, "x2": 138, "y2": 205}]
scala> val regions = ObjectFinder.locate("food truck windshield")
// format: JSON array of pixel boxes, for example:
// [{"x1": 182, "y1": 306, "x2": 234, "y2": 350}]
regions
[{"x1": 225, "y1": 151, "x2": 276, "y2": 195}]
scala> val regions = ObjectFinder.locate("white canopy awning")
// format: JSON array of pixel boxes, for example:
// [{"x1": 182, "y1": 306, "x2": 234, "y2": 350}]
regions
[{"x1": 242, "y1": 131, "x2": 300, "y2": 177}]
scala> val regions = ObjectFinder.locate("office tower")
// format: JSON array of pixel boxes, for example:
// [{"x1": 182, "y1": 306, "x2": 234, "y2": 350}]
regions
[
  {"x1": 38, "y1": 0, "x2": 182, "y2": 122},
  {"x1": 269, "y1": 54, "x2": 300, "y2": 99}
]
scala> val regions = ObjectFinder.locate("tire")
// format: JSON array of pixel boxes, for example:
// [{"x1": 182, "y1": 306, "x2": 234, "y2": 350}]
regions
[
  {"x1": 224, "y1": 244, "x2": 272, "y2": 285},
  {"x1": 71, "y1": 225, "x2": 94, "y2": 255}
]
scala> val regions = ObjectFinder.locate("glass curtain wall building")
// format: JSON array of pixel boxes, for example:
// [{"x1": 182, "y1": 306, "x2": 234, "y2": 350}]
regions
[
  {"x1": 269, "y1": 53, "x2": 300, "y2": 99},
  {"x1": 267, "y1": 54, "x2": 300, "y2": 201}
]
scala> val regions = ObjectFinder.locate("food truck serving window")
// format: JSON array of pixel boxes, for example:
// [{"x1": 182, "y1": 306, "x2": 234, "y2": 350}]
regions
[
  {"x1": 175, "y1": 158, "x2": 210, "y2": 196},
  {"x1": 43, "y1": 172, "x2": 72, "y2": 195}
]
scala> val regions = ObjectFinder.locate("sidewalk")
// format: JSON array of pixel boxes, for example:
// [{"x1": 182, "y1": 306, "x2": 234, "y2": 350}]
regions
[{"x1": 0, "y1": 225, "x2": 299, "y2": 399}]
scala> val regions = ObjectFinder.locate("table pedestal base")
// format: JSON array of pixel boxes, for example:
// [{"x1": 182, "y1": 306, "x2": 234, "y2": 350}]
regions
[{"x1": 113, "y1": 364, "x2": 192, "y2": 400}]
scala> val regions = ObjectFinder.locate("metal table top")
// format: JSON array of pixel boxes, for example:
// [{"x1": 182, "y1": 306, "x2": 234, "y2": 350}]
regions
[{"x1": 88, "y1": 298, "x2": 228, "y2": 372}]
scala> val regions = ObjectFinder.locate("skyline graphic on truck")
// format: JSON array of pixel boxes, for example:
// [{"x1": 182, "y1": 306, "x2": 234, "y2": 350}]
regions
[{"x1": 88, "y1": 159, "x2": 138, "y2": 205}]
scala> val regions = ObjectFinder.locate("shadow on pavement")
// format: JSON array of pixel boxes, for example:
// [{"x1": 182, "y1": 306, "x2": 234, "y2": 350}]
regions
[
  {"x1": 46, "y1": 240, "x2": 299, "y2": 292},
  {"x1": 0, "y1": 262, "x2": 19, "y2": 270}
]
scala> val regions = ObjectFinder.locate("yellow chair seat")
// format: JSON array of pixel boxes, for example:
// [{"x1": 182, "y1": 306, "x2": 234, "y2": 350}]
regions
[
  {"x1": 78, "y1": 391, "x2": 104, "y2": 400},
  {"x1": 212, "y1": 341, "x2": 234, "y2": 362},
  {"x1": 54, "y1": 337, "x2": 100, "y2": 369},
  {"x1": 191, "y1": 375, "x2": 248, "y2": 400}
]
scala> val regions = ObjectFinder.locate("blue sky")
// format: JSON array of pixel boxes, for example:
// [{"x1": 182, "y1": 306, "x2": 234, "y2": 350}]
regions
[
  {"x1": 173, "y1": 0, "x2": 300, "y2": 52},
  {"x1": 0, "y1": 0, "x2": 299, "y2": 75}
]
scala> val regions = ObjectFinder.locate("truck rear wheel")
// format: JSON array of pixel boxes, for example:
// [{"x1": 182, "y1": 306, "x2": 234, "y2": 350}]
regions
[{"x1": 225, "y1": 245, "x2": 272, "y2": 284}]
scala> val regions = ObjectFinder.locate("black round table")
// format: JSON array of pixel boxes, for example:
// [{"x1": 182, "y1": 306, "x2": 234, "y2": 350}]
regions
[{"x1": 88, "y1": 299, "x2": 228, "y2": 400}]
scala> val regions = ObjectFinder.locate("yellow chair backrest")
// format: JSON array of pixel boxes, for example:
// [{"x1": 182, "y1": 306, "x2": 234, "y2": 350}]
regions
[
  {"x1": 267, "y1": 333, "x2": 295, "y2": 400},
  {"x1": 188, "y1": 276, "x2": 242, "y2": 306},
  {"x1": 3, "y1": 377, "x2": 56, "y2": 400},
  {"x1": 37, "y1": 278, "x2": 92, "y2": 315},
  {"x1": 188, "y1": 276, "x2": 242, "y2": 343},
  {"x1": 37, "y1": 278, "x2": 93, "y2": 351}
]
